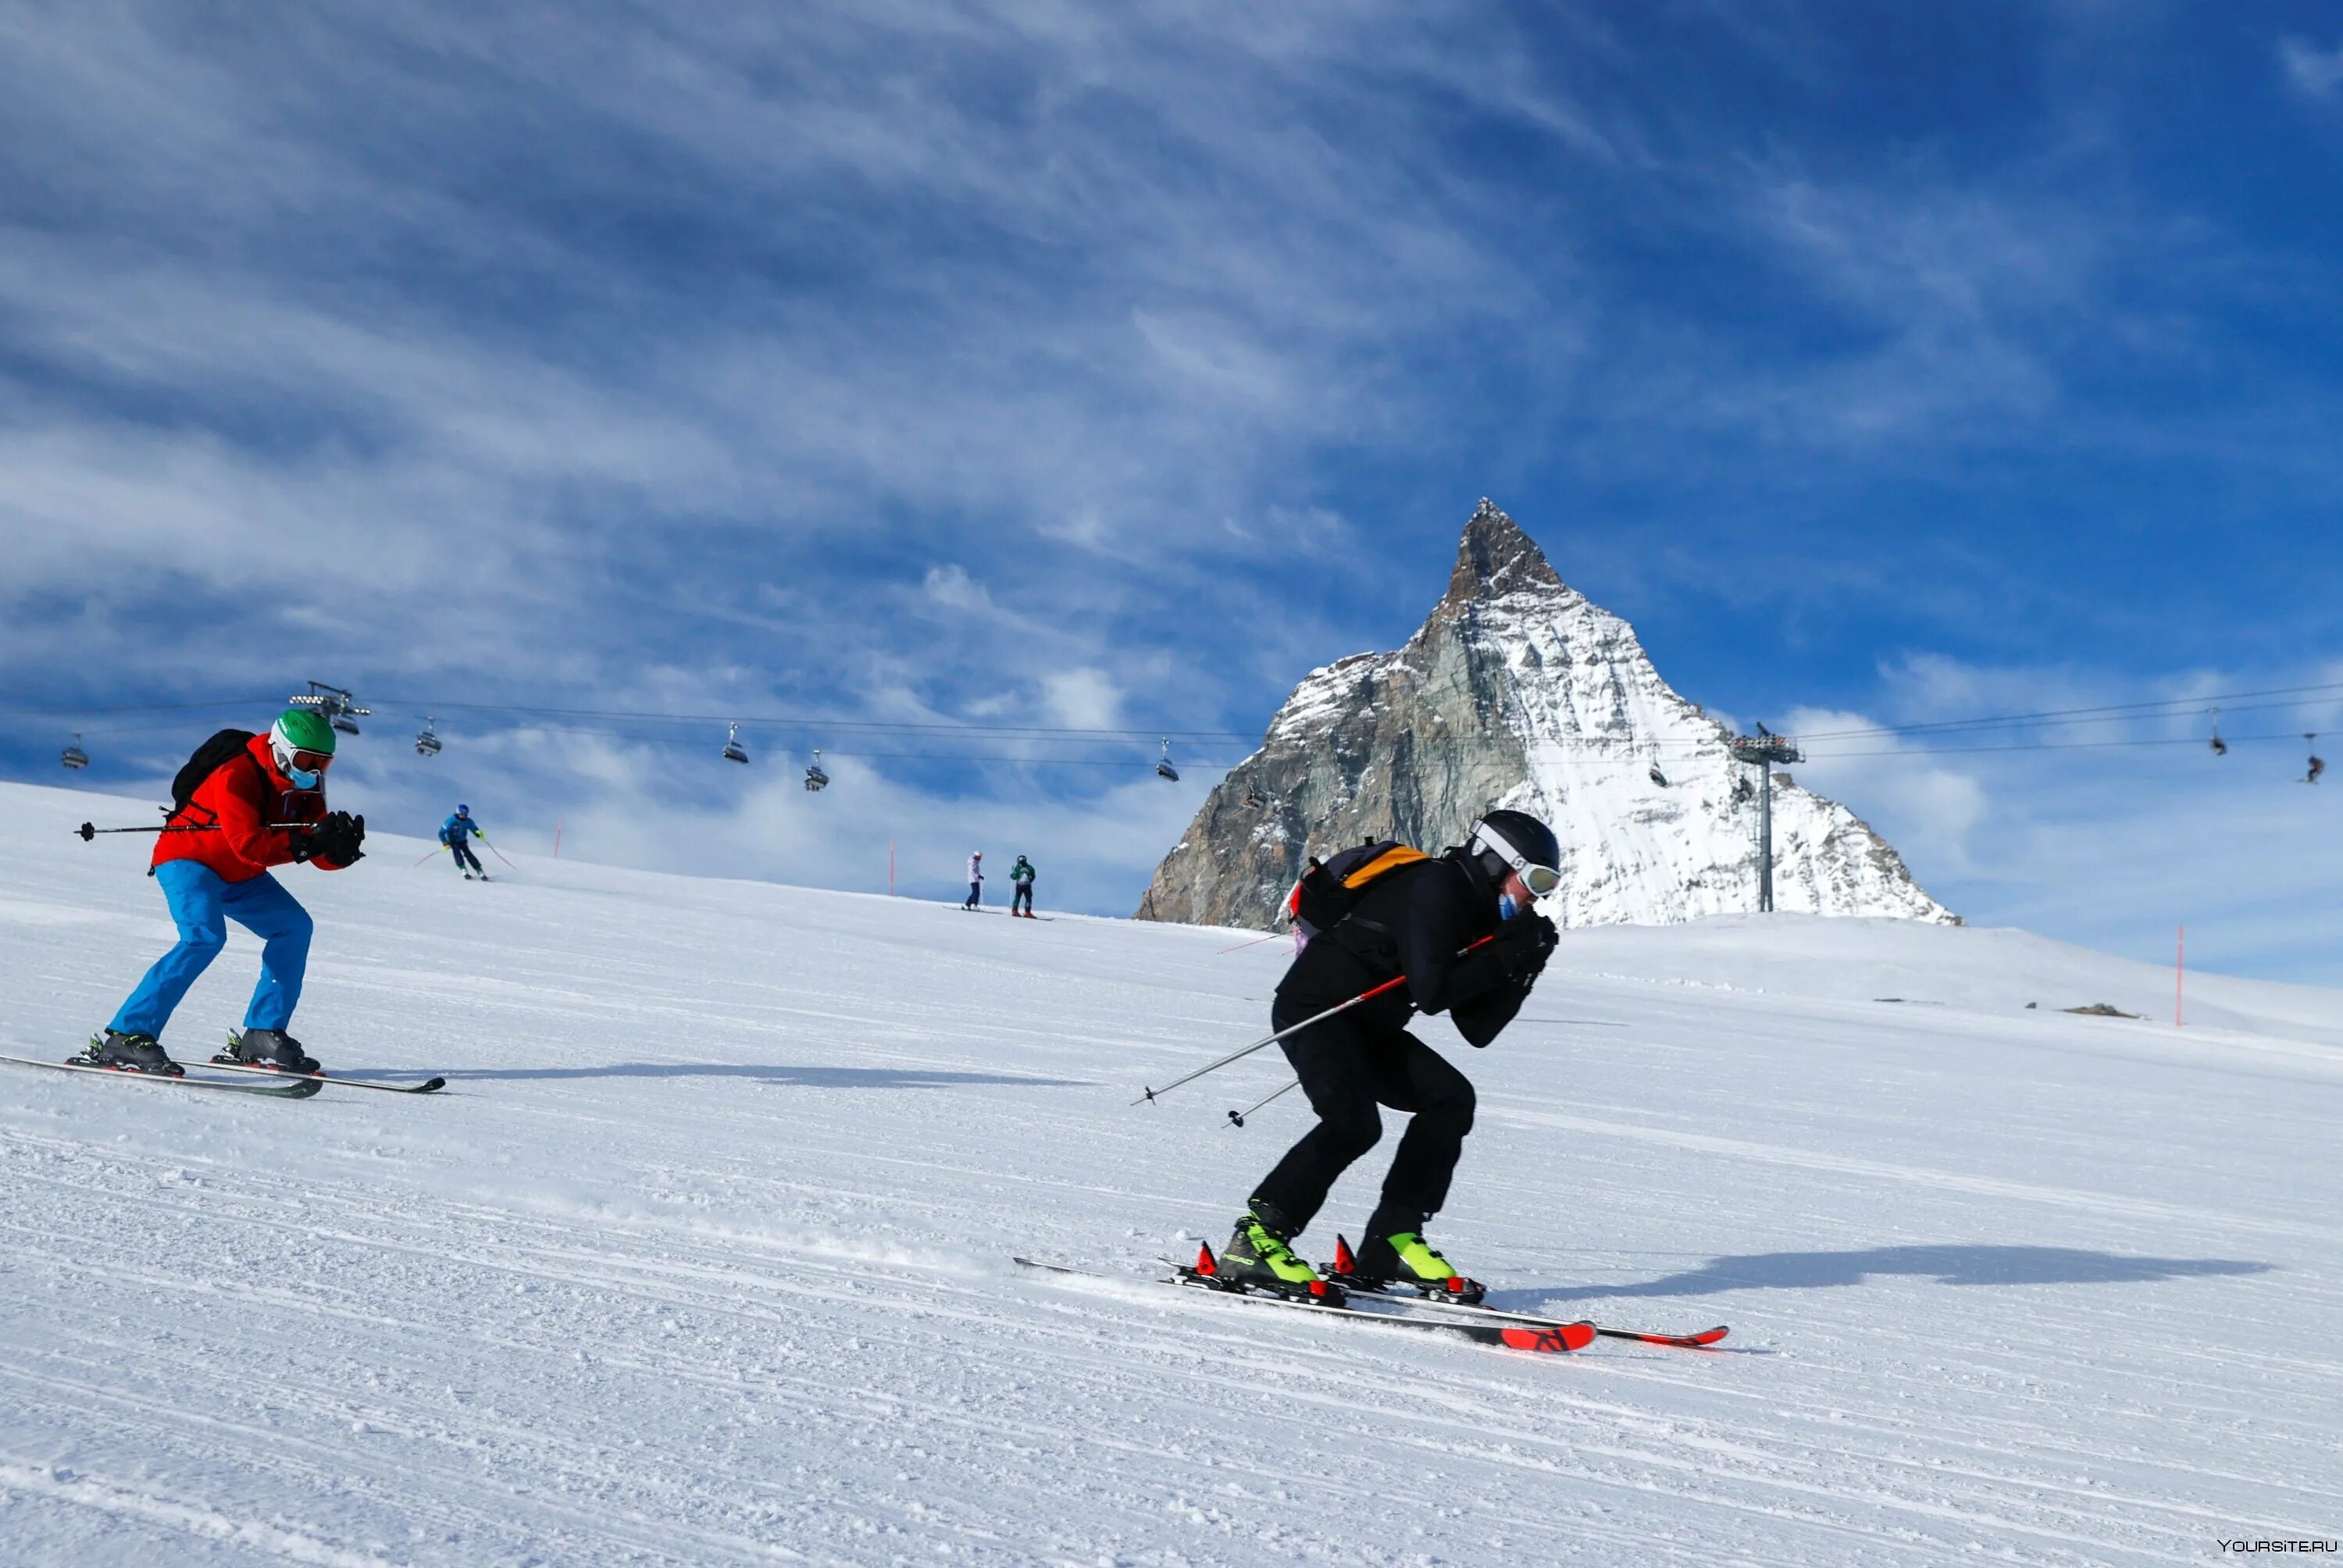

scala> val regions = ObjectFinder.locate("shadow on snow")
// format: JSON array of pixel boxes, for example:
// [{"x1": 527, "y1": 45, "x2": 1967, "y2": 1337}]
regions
[
  {"x1": 1486, "y1": 1244, "x2": 2272, "y2": 1310},
  {"x1": 412, "y1": 1063, "x2": 1093, "y2": 1088}
]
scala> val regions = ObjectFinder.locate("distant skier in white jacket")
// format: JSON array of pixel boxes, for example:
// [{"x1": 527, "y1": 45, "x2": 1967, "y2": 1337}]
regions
[{"x1": 963, "y1": 851, "x2": 983, "y2": 911}]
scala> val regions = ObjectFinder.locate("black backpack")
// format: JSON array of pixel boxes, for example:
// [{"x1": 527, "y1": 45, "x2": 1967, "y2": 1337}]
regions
[
  {"x1": 171, "y1": 729, "x2": 259, "y2": 814},
  {"x1": 1286, "y1": 839, "x2": 1431, "y2": 938}
]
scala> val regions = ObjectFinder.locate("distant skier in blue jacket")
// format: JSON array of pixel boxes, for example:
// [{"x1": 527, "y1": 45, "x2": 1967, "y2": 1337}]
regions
[{"x1": 440, "y1": 804, "x2": 487, "y2": 879}]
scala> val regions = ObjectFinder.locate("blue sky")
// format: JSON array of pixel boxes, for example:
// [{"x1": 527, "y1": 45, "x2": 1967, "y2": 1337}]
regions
[{"x1": 3, "y1": 2, "x2": 2339, "y2": 981}]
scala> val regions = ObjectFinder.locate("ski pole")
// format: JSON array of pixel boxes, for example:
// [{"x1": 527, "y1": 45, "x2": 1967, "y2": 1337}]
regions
[
  {"x1": 77, "y1": 821, "x2": 215, "y2": 840},
  {"x1": 1214, "y1": 930, "x2": 1287, "y2": 956},
  {"x1": 478, "y1": 835, "x2": 518, "y2": 870},
  {"x1": 1226, "y1": 1076, "x2": 1303, "y2": 1128},
  {"x1": 77, "y1": 820, "x2": 315, "y2": 841},
  {"x1": 1132, "y1": 934, "x2": 1492, "y2": 1107},
  {"x1": 415, "y1": 844, "x2": 449, "y2": 868}
]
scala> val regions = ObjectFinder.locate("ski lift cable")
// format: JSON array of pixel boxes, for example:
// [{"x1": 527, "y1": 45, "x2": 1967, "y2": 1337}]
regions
[
  {"x1": 0, "y1": 696, "x2": 280, "y2": 717},
  {"x1": 30, "y1": 713, "x2": 2329, "y2": 769},
  {"x1": 0, "y1": 694, "x2": 1255, "y2": 743},
  {"x1": 1796, "y1": 693, "x2": 2334, "y2": 743},
  {"x1": 1790, "y1": 729, "x2": 2327, "y2": 760},
  {"x1": 15, "y1": 674, "x2": 2343, "y2": 768},
  {"x1": 1787, "y1": 679, "x2": 2343, "y2": 743},
  {"x1": 15, "y1": 671, "x2": 2343, "y2": 746},
  {"x1": 18, "y1": 698, "x2": 2333, "y2": 769},
  {"x1": 362, "y1": 697, "x2": 1258, "y2": 740}
]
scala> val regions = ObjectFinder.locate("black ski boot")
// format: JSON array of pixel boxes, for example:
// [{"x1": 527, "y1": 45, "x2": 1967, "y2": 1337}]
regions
[
  {"x1": 78, "y1": 1031, "x2": 184, "y2": 1077},
  {"x1": 1210, "y1": 1203, "x2": 1343, "y2": 1305},
  {"x1": 218, "y1": 1028, "x2": 319, "y2": 1074}
]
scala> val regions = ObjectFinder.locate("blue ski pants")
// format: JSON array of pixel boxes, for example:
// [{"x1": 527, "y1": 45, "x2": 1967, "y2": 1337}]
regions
[{"x1": 109, "y1": 861, "x2": 313, "y2": 1040}]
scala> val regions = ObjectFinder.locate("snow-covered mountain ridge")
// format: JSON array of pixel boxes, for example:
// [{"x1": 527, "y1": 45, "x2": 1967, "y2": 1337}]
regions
[{"x1": 1140, "y1": 500, "x2": 1953, "y2": 931}]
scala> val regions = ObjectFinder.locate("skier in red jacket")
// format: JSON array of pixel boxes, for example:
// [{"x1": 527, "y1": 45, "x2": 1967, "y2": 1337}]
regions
[{"x1": 81, "y1": 710, "x2": 366, "y2": 1076}]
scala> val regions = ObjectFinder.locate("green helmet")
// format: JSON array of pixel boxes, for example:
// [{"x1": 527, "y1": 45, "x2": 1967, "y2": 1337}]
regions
[
  {"x1": 269, "y1": 708, "x2": 337, "y2": 784},
  {"x1": 272, "y1": 708, "x2": 337, "y2": 754}
]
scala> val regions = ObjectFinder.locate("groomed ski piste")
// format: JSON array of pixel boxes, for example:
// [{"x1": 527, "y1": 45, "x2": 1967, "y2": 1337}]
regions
[{"x1": 2, "y1": 781, "x2": 2338, "y2": 1566}]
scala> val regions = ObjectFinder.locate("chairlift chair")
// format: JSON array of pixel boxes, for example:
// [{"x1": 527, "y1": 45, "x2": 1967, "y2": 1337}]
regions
[
  {"x1": 1648, "y1": 764, "x2": 1669, "y2": 788},
  {"x1": 60, "y1": 733, "x2": 89, "y2": 771},
  {"x1": 2308, "y1": 734, "x2": 2326, "y2": 786},
  {"x1": 1154, "y1": 738, "x2": 1179, "y2": 783},
  {"x1": 414, "y1": 717, "x2": 443, "y2": 757},
  {"x1": 2208, "y1": 706, "x2": 2227, "y2": 757},
  {"x1": 804, "y1": 749, "x2": 830, "y2": 792},
  {"x1": 1732, "y1": 774, "x2": 1754, "y2": 804},
  {"x1": 722, "y1": 723, "x2": 750, "y2": 764},
  {"x1": 291, "y1": 682, "x2": 368, "y2": 736}
]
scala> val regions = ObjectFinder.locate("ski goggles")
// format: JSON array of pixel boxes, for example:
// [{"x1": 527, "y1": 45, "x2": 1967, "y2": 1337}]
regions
[
  {"x1": 287, "y1": 749, "x2": 335, "y2": 775},
  {"x1": 1471, "y1": 820, "x2": 1561, "y2": 897}
]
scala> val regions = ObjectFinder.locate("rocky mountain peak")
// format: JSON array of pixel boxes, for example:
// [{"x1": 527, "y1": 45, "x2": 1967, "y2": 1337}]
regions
[
  {"x1": 1137, "y1": 500, "x2": 1954, "y2": 934},
  {"x1": 1444, "y1": 498, "x2": 1565, "y2": 608}
]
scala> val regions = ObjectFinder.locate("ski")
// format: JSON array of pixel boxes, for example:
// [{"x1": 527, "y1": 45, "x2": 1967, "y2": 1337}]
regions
[
  {"x1": 1014, "y1": 1256, "x2": 1593, "y2": 1353},
  {"x1": 1, "y1": 1053, "x2": 323, "y2": 1099},
  {"x1": 1590, "y1": 1323, "x2": 1731, "y2": 1349},
  {"x1": 207, "y1": 1059, "x2": 447, "y2": 1094},
  {"x1": 214, "y1": 1031, "x2": 447, "y2": 1092},
  {"x1": 1323, "y1": 1236, "x2": 1728, "y2": 1349},
  {"x1": 1339, "y1": 1285, "x2": 1727, "y2": 1349}
]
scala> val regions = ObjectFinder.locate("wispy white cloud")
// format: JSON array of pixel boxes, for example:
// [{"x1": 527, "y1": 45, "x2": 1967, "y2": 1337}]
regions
[
  {"x1": 0, "y1": 0, "x2": 1607, "y2": 727},
  {"x1": 1040, "y1": 670, "x2": 1125, "y2": 732},
  {"x1": 2280, "y1": 36, "x2": 2343, "y2": 100},
  {"x1": 1781, "y1": 705, "x2": 1990, "y2": 878}
]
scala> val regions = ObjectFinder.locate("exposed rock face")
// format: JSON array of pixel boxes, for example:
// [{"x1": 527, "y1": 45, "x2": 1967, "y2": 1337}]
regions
[{"x1": 1136, "y1": 501, "x2": 1954, "y2": 932}]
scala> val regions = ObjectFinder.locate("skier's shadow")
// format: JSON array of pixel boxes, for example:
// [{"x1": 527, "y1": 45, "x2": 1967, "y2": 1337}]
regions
[
  {"x1": 412, "y1": 1063, "x2": 1093, "y2": 1089},
  {"x1": 1485, "y1": 1244, "x2": 2271, "y2": 1309}
]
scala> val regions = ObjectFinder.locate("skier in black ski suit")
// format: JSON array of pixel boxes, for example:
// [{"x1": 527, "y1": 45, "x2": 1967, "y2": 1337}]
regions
[{"x1": 1221, "y1": 811, "x2": 1561, "y2": 1301}]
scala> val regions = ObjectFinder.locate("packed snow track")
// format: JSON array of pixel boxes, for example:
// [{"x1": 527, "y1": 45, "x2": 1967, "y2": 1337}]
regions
[{"x1": 2, "y1": 783, "x2": 2338, "y2": 1565}]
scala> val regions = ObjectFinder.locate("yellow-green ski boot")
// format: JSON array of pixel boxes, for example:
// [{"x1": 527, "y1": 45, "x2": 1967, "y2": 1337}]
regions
[
  {"x1": 1336, "y1": 1231, "x2": 1485, "y2": 1304},
  {"x1": 1205, "y1": 1206, "x2": 1343, "y2": 1304}
]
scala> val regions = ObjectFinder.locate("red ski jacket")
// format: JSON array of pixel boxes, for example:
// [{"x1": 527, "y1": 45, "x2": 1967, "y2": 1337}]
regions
[{"x1": 153, "y1": 734, "x2": 353, "y2": 882}]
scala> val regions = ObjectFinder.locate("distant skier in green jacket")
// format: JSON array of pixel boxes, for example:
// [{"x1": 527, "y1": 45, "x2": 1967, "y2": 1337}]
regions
[{"x1": 1008, "y1": 854, "x2": 1038, "y2": 918}]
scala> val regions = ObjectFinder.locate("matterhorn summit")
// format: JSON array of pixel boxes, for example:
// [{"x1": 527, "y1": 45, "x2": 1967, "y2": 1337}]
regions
[{"x1": 1137, "y1": 501, "x2": 1954, "y2": 932}]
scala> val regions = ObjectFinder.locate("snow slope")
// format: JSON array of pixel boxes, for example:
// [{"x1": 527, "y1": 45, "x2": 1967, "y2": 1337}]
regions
[{"x1": 2, "y1": 779, "x2": 2338, "y2": 1566}]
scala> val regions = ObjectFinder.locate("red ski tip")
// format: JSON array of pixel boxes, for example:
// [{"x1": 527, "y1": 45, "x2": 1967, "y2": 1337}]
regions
[
  {"x1": 1594, "y1": 1323, "x2": 1731, "y2": 1349},
  {"x1": 1332, "y1": 1235, "x2": 1355, "y2": 1275},
  {"x1": 1653, "y1": 1325, "x2": 1729, "y2": 1348},
  {"x1": 1500, "y1": 1321, "x2": 1596, "y2": 1353},
  {"x1": 1193, "y1": 1241, "x2": 1218, "y2": 1277}
]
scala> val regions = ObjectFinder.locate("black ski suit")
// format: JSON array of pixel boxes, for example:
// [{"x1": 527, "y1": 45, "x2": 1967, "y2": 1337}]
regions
[{"x1": 1252, "y1": 850, "x2": 1549, "y2": 1242}]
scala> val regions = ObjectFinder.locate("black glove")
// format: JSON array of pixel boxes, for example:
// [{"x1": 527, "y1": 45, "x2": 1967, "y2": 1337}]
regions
[
  {"x1": 1444, "y1": 911, "x2": 1557, "y2": 1010},
  {"x1": 308, "y1": 811, "x2": 366, "y2": 864},
  {"x1": 1487, "y1": 911, "x2": 1557, "y2": 983}
]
